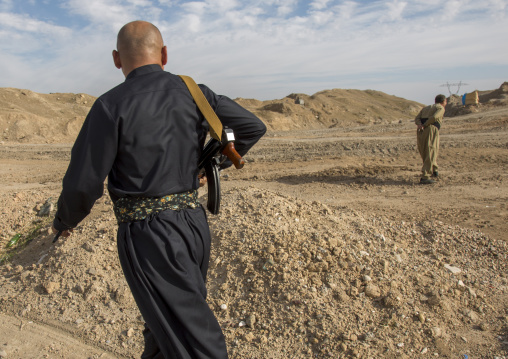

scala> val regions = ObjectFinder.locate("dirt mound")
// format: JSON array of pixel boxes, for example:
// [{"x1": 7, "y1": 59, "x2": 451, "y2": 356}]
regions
[
  {"x1": 445, "y1": 82, "x2": 508, "y2": 117},
  {"x1": 1, "y1": 86, "x2": 424, "y2": 143},
  {"x1": 236, "y1": 89, "x2": 423, "y2": 131},
  {"x1": 2, "y1": 82, "x2": 507, "y2": 143},
  {"x1": 0, "y1": 88, "x2": 95, "y2": 143},
  {"x1": 0, "y1": 186, "x2": 506, "y2": 358}
]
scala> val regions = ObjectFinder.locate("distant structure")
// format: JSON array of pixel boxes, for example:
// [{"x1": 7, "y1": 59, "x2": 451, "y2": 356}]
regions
[{"x1": 440, "y1": 81, "x2": 469, "y2": 96}]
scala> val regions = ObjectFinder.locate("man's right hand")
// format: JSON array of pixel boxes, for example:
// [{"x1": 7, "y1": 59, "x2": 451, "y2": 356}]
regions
[
  {"x1": 198, "y1": 173, "x2": 207, "y2": 187},
  {"x1": 52, "y1": 226, "x2": 73, "y2": 238}
]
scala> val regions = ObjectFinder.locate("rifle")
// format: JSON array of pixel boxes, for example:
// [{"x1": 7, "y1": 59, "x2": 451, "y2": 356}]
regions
[{"x1": 198, "y1": 127, "x2": 244, "y2": 214}]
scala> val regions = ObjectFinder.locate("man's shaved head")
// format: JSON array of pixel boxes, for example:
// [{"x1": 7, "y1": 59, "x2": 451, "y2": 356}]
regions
[
  {"x1": 117, "y1": 21, "x2": 163, "y2": 60},
  {"x1": 113, "y1": 21, "x2": 167, "y2": 77}
]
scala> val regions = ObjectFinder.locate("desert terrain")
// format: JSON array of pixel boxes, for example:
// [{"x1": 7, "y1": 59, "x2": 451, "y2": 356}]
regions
[{"x1": 0, "y1": 83, "x2": 507, "y2": 359}]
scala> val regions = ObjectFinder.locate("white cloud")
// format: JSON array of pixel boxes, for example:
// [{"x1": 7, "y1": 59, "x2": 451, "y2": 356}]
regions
[
  {"x1": 63, "y1": 0, "x2": 163, "y2": 31},
  {"x1": 384, "y1": 0, "x2": 407, "y2": 21},
  {"x1": 209, "y1": 0, "x2": 239, "y2": 12},
  {"x1": 274, "y1": 0, "x2": 298, "y2": 16},
  {"x1": 335, "y1": 1, "x2": 357, "y2": 20},
  {"x1": 181, "y1": 1, "x2": 208, "y2": 14},
  {"x1": 126, "y1": 0, "x2": 152, "y2": 6},
  {"x1": 186, "y1": 13, "x2": 202, "y2": 32},
  {"x1": 0, "y1": 12, "x2": 70, "y2": 35},
  {"x1": 310, "y1": 0, "x2": 330, "y2": 11}
]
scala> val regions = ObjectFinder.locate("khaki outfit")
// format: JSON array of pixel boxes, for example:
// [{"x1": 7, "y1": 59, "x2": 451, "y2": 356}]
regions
[{"x1": 415, "y1": 103, "x2": 445, "y2": 179}]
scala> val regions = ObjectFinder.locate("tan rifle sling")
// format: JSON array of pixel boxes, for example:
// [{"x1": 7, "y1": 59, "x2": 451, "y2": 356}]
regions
[{"x1": 178, "y1": 75, "x2": 223, "y2": 141}]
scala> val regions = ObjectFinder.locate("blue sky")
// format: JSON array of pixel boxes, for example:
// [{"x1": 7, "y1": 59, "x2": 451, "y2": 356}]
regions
[{"x1": 1, "y1": 0, "x2": 507, "y2": 104}]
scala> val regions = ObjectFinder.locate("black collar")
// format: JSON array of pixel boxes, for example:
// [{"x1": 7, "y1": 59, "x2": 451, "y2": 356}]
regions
[{"x1": 126, "y1": 64, "x2": 164, "y2": 81}]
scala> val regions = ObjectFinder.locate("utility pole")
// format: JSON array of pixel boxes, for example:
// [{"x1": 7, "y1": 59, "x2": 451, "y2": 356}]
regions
[{"x1": 440, "y1": 81, "x2": 469, "y2": 96}]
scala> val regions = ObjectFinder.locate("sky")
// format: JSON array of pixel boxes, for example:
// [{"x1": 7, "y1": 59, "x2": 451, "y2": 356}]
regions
[{"x1": 0, "y1": 0, "x2": 507, "y2": 104}]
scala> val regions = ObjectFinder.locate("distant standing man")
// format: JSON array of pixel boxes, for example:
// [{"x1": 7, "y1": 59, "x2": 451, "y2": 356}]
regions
[
  {"x1": 415, "y1": 94, "x2": 447, "y2": 184},
  {"x1": 52, "y1": 21, "x2": 266, "y2": 358}
]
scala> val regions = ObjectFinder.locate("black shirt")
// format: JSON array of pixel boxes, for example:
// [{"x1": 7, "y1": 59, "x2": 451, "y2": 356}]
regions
[{"x1": 54, "y1": 65, "x2": 266, "y2": 230}]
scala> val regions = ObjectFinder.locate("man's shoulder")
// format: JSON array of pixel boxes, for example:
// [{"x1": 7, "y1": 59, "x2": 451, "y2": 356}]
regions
[{"x1": 97, "y1": 70, "x2": 178, "y2": 104}]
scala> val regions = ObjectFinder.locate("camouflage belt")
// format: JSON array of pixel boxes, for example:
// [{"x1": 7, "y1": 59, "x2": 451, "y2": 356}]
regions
[{"x1": 113, "y1": 190, "x2": 200, "y2": 223}]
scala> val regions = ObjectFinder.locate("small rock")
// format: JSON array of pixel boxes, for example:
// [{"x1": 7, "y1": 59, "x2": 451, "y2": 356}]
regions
[
  {"x1": 421, "y1": 347, "x2": 428, "y2": 354},
  {"x1": 363, "y1": 275, "x2": 372, "y2": 282},
  {"x1": 383, "y1": 291, "x2": 403, "y2": 308},
  {"x1": 430, "y1": 327, "x2": 442, "y2": 338},
  {"x1": 37, "y1": 199, "x2": 54, "y2": 217},
  {"x1": 427, "y1": 293, "x2": 441, "y2": 307},
  {"x1": 243, "y1": 332, "x2": 255, "y2": 342},
  {"x1": 246, "y1": 314, "x2": 256, "y2": 327},
  {"x1": 336, "y1": 289, "x2": 350, "y2": 302},
  {"x1": 479, "y1": 322, "x2": 489, "y2": 331},
  {"x1": 307, "y1": 262, "x2": 329, "y2": 272},
  {"x1": 383, "y1": 260, "x2": 389, "y2": 273},
  {"x1": 87, "y1": 268, "x2": 97, "y2": 276},
  {"x1": 220, "y1": 304, "x2": 228, "y2": 310},
  {"x1": 262, "y1": 258, "x2": 274, "y2": 270},
  {"x1": 43, "y1": 281, "x2": 60, "y2": 294},
  {"x1": 126, "y1": 328, "x2": 135, "y2": 337},
  {"x1": 364, "y1": 283, "x2": 381, "y2": 298},
  {"x1": 467, "y1": 287, "x2": 477, "y2": 298},
  {"x1": 444, "y1": 264, "x2": 461, "y2": 274},
  {"x1": 83, "y1": 243, "x2": 95, "y2": 253},
  {"x1": 464, "y1": 309, "x2": 480, "y2": 323}
]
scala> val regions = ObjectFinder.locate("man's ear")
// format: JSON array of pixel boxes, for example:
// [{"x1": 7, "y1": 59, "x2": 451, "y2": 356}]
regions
[
  {"x1": 161, "y1": 46, "x2": 168, "y2": 68},
  {"x1": 112, "y1": 50, "x2": 122, "y2": 69}
]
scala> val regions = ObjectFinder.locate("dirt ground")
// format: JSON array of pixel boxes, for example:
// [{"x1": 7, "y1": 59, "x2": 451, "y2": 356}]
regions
[{"x1": 0, "y1": 89, "x2": 507, "y2": 358}]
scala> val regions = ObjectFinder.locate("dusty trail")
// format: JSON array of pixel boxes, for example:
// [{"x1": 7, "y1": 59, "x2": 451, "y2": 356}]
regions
[{"x1": 0, "y1": 97, "x2": 507, "y2": 358}]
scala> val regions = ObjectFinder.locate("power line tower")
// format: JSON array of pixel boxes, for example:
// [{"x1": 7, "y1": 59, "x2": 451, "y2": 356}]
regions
[{"x1": 440, "y1": 81, "x2": 469, "y2": 96}]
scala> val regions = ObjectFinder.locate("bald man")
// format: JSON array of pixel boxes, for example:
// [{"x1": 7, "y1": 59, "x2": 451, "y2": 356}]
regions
[{"x1": 52, "y1": 21, "x2": 266, "y2": 358}]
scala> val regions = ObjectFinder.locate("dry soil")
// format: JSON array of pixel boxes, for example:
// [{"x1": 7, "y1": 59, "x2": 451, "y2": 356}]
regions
[{"x1": 0, "y1": 85, "x2": 507, "y2": 359}]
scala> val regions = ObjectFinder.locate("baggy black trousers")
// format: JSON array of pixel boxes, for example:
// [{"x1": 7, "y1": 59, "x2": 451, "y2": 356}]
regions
[{"x1": 117, "y1": 206, "x2": 228, "y2": 359}]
